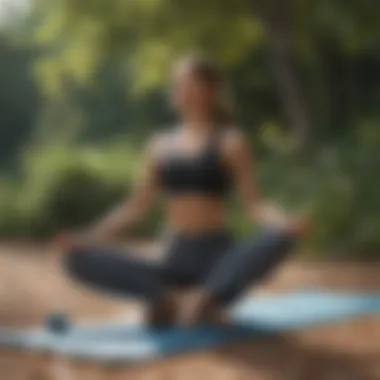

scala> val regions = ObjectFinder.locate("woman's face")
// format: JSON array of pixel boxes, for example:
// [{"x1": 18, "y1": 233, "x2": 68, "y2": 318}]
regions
[{"x1": 171, "y1": 63, "x2": 216, "y2": 118}]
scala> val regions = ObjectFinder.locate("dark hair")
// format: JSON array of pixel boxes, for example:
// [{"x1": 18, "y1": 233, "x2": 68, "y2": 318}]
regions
[{"x1": 177, "y1": 54, "x2": 235, "y2": 126}]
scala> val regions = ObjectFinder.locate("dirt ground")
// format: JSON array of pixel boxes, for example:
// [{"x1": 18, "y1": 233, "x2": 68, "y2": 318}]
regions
[{"x1": 0, "y1": 243, "x2": 379, "y2": 380}]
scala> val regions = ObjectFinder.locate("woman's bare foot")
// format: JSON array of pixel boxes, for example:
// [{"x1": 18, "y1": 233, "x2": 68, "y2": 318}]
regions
[
  {"x1": 177, "y1": 290, "x2": 230, "y2": 327},
  {"x1": 147, "y1": 291, "x2": 178, "y2": 328}
]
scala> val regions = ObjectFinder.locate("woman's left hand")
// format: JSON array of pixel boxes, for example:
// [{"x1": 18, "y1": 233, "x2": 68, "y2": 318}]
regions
[
  {"x1": 285, "y1": 215, "x2": 310, "y2": 237},
  {"x1": 52, "y1": 231, "x2": 85, "y2": 252}
]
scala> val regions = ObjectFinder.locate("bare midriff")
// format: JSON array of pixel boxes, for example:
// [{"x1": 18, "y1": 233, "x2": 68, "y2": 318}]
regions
[{"x1": 165, "y1": 195, "x2": 227, "y2": 235}]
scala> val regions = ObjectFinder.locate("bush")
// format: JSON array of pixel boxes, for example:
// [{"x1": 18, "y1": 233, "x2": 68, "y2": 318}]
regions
[
  {"x1": 0, "y1": 141, "x2": 163, "y2": 239},
  {"x1": 256, "y1": 140, "x2": 380, "y2": 258},
  {"x1": 0, "y1": 134, "x2": 378, "y2": 259}
]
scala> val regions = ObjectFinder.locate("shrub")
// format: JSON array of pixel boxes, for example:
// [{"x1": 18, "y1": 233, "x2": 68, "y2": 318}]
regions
[
  {"x1": 0, "y1": 135, "x2": 378, "y2": 259},
  {"x1": 0, "y1": 141, "x2": 162, "y2": 238}
]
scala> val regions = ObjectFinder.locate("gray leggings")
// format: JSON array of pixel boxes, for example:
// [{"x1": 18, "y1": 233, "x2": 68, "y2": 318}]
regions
[{"x1": 65, "y1": 228, "x2": 294, "y2": 306}]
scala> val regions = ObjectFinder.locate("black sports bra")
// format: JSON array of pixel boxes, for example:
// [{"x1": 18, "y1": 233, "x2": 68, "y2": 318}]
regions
[{"x1": 158, "y1": 131, "x2": 232, "y2": 197}]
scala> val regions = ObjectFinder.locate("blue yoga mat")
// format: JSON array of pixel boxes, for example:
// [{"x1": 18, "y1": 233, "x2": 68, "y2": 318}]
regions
[{"x1": 0, "y1": 290, "x2": 379, "y2": 363}]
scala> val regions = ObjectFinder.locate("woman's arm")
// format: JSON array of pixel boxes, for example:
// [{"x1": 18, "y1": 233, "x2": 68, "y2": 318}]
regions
[
  {"x1": 223, "y1": 130, "x2": 306, "y2": 232},
  {"x1": 82, "y1": 136, "x2": 162, "y2": 243}
]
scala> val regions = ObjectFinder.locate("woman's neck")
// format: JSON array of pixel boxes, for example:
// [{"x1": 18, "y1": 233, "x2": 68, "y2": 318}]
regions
[
  {"x1": 181, "y1": 110, "x2": 215, "y2": 132},
  {"x1": 181, "y1": 117, "x2": 216, "y2": 134}
]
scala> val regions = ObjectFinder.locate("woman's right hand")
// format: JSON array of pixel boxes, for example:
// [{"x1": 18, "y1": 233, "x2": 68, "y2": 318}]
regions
[
  {"x1": 285, "y1": 215, "x2": 310, "y2": 237},
  {"x1": 254, "y1": 202, "x2": 311, "y2": 238}
]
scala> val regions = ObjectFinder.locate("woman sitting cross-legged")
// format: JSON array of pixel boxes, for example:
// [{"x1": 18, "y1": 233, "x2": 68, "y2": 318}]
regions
[{"x1": 56, "y1": 54, "x2": 309, "y2": 328}]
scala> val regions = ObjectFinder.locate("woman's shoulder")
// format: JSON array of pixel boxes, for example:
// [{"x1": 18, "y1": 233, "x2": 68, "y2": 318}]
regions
[
  {"x1": 151, "y1": 127, "x2": 178, "y2": 144},
  {"x1": 146, "y1": 127, "x2": 177, "y2": 156}
]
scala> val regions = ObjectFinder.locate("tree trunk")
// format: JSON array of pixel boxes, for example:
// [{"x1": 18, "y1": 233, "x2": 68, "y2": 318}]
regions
[{"x1": 252, "y1": 0, "x2": 313, "y2": 155}]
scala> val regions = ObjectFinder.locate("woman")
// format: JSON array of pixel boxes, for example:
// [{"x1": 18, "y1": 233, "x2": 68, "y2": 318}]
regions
[{"x1": 59, "y1": 55, "x2": 308, "y2": 328}]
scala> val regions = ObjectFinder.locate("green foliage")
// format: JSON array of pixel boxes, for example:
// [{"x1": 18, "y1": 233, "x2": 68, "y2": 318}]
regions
[
  {"x1": 256, "y1": 124, "x2": 380, "y2": 258},
  {"x1": 0, "y1": 127, "x2": 378, "y2": 258},
  {"x1": 0, "y1": 36, "x2": 40, "y2": 170},
  {"x1": 31, "y1": 0, "x2": 264, "y2": 95},
  {"x1": 0, "y1": 141, "x2": 163, "y2": 238},
  {"x1": 0, "y1": 1, "x2": 378, "y2": 259}
]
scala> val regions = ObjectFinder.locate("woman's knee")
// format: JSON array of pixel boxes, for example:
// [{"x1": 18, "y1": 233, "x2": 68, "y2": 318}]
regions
[{"x1": 248, "y1": 228, "x2": 296, "y2": 269}]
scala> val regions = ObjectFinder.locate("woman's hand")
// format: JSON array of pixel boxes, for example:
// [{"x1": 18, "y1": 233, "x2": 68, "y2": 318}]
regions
[
  {"x1": 253, "y1": 202, "x2": 311, "y2": 237},
  {"x1": 52, "y1": 231, "x2": 89, "y2": 252},
  {"x1": 285, "y1": 215, "x2": 310, "y2": 237}
]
